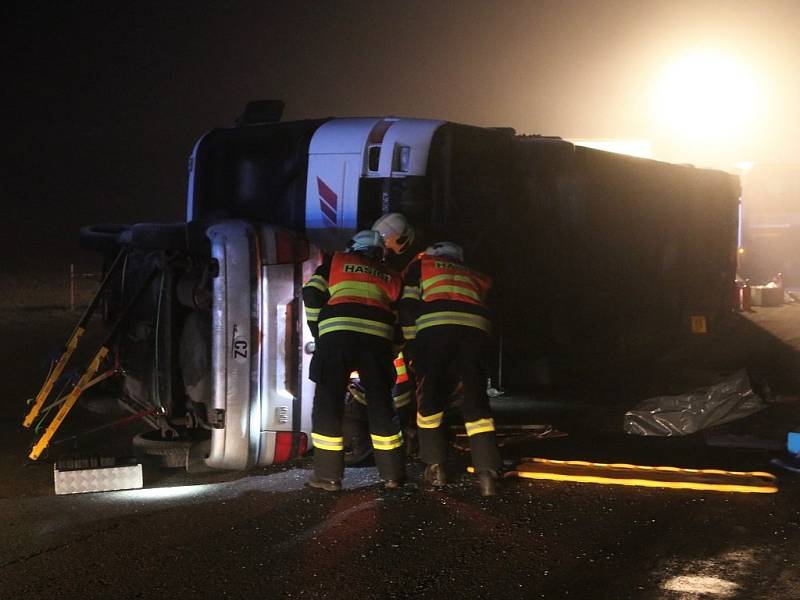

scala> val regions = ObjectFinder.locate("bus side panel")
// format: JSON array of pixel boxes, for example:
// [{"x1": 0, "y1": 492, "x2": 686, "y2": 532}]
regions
[
  {"x1": 424, "y1": 125, "x2": 739, "y2": 392},
  {"x1": 305, "y1": 119, "x2": 384, "y2": 252}
]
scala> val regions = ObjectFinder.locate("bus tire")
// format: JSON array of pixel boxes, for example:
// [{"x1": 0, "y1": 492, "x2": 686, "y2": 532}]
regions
[{"x1": 132, "y1": 431, "x2": 193, "y2": 469}]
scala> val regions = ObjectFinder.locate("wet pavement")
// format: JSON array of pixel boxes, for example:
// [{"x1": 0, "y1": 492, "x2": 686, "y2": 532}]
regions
[
  {"x1": 2, "y1": 306, "x2": 800, "y2": 599},
  {"x1": 2, "y1": 446, "x2": 799, "y2": 599}
]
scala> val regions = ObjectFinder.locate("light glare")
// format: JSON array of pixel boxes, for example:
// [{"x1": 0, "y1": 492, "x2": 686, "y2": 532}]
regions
[
  {"x1": 652, "y1": 51, "x2": 763, "y2": 142},
  {"x1": 113, "y1": 484, "x2": 211, "y2": 501},
  {"x1": 662, "y1": 575, "x2": 739, "y2": 597},
  {"x1": 571, "y1": 139, "x2": 653, "y2": 159}
]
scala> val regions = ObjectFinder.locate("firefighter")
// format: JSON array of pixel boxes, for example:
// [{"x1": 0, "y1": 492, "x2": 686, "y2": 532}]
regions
[
  {"x1": 373, "y1": 213, "x2": 425, "y2": 446},
  {"x1": 400, "y1": 241, "x2": 502, "y2": 496},
  {"x1": 371, "y1": 212, "x2": 417, "y2": 266},
  {"x1": 302, "y1": 230, "x2": 406, "y2": 491},
  {"x1": 341, "y1": 213, "x2": 422, "y2": 463}
]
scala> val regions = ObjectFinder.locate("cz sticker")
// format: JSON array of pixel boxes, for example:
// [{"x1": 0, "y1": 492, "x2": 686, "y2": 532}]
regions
[{"x1": 231, "y1": 325, "x2": 249, "y2": 362}]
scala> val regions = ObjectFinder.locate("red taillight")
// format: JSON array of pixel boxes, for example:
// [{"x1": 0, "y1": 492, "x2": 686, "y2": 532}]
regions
[
  {"x1": 274, "y1": 432, "x2": 293, "y2": 463},
  {"x1": 274, "y1": 432, "x2": 310, "y2": 464}
]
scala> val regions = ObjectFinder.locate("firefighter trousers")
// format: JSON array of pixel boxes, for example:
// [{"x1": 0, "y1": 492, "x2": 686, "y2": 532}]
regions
[
  {"x1": 344, "y1": 374, "x2": 416, "y2": 448},
  {"x1": 414, "y1": 325, "x2": 501, "y2": 472},
  {"x1": 310, "y1": 330, "x2": 405, "y2": 481}
]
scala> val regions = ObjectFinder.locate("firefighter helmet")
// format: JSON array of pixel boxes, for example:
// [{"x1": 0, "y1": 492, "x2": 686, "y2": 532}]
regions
[
  {"x1": 424, "y1": 241, "x2": 463, "y2": 262},
  {"x1": 371, "y1": 213, "x2": 415, "y2": 254},
  {"x1": 346, "y1": 230, "x2": 385, "y2": 260}
]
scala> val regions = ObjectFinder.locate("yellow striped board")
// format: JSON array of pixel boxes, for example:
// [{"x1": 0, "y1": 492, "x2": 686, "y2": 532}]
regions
[{"x1": 468, "y1": 457, "x2": 778, "y2": 494}]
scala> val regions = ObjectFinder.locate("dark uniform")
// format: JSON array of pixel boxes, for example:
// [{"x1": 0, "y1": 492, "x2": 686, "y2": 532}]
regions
[
  {"x1": 343, "y1": 351, "x2": 417, "y2": 464},
  {"x1": 340, "y1": 219, "x2": 427, "y2": 461},
  {"x1": 303, "y1": 251, "x2": 405, "y2": 484},
  {"x1": 382, "y1": 235, "x2": 429, "y2": 439},
  {"x1": 400, "y1": 251, "x2": 501, "y2": 478}
]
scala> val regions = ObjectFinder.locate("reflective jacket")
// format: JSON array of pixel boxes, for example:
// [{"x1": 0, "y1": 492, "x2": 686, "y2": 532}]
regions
[
  {"x1": 350, "y1": 353, "x2": 413, "y2": 409},
  {"x1": 392, "y1": 352, "x2": 412, "y2": 409},
  {"x1": 399, "y1": 253, "x2": 491, "y2": 340},
  {"x1": 303, "y1": 252, "x2": 401, "y2": 341}
]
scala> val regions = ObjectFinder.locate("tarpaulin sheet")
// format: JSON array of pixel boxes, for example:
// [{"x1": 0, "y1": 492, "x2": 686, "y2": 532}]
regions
[{"x1": 624, "y1": 370, "x2": 765, "y2": 436}]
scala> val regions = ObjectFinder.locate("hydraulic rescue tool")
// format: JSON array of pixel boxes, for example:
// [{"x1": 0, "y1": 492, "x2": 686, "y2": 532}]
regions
[
  {"x1": 26, "y1": 264, "x2": 159, "y2": 461},
  {"x1": 23, "y1": 250, "x2": 126, "y2": 428}
]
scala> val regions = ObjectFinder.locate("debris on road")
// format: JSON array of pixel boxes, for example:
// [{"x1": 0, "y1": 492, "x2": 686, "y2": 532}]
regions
[
  {"x1": 624, "y1": 370, "x2": 765, "y2": 436},
  {"x1": 452, "y1": 424, "x2": 566, "y2": 451},
  {"x1": 769, "y1": 455, "x2": 800, "y2": 475}
]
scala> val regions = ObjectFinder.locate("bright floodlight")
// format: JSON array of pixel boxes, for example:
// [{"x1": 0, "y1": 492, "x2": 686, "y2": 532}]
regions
[{"x1": 652, "y1": 52, "x2": 762, "y2": 141}]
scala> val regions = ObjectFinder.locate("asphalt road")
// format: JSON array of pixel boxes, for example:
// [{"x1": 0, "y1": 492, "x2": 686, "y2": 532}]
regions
[
  {"x1": 2, "y1": 306, "x2": 800, "y2": 599},
  {"x1": 2, "y1": 444, "x2": 799, "y2": 600}
]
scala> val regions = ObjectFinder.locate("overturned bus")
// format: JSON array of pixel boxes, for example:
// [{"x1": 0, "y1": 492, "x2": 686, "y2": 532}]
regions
[{"x1": 70, "y1": 102, "x2": 740, "y2": 471}]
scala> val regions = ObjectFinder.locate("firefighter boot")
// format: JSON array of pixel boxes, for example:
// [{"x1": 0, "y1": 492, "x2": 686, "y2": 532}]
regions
[
  {"x1": 424, "y1": 463, "x2": 447, "y2": 488},
  {"x1": 384, "y1": 478, "x2": 405, "y2": 490},
  {"x1": 477, "y1": 470, "x2": 498, "y2": 497},
  {"x1": 306, "y1": 475, "x2": 342, "y2": 492},
  {"x1": 375, "y1": 446, "x2": 407, "y2": 490},
  {"x1": 309, "y1": 447, "x2": 345, "y2": 492}
]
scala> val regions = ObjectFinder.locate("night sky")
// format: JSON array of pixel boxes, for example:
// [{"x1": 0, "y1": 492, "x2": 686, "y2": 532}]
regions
[{"x1": 4, "y1": 0, "x2": 800, "y2": 285}]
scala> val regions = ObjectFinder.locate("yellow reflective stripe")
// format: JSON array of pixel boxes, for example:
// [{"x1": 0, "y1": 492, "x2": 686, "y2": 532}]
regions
[
  {"x1": 466, "y1": 459, "x2": 779, "y2": 494},
  {"x1": 305, "y1": 307, "x2": 320, "y2": 321},
  {"x1": 371, "y1": 432, "x2": 404, "y2": 451},
  {"x1": 415, "y1": 311, "x2": 490, "y2": 333},
  {"x1": 329, "y1": 280, "x2": 389, "y2": 302},
  {"x1": 402, "y1": 325, "x2": 417, "y2": 340},
  {"x1": 313, "y1": 432, "x2": 343, "y2": 444},
  {"x1": 395, "y1": 364, "x2": 407, "y2": 377},
  {"x1": 465, "y1": 417, "x2": 495, "y2": 436},
  {"x1": 422, "y1": 285, "x2": 481, "y2": 302},
  {"x1": 417, "y1": 411, "x2": 444, "y2": 429},
  {"x1": 514, "y1": 472, "x2": 778, "y2": 494},
  {"x1": 402, "y1": 285, "x2": 421, "y2": 300},
  {"x1": 312, "y1": 432, "x2": 344, "y2": 451},
  {"x1": 304, "y1": 275, "x2": 328, "y2": 292},
  {"x1": 318, "y1": 317, "x2": 394, "y2": 340},
  {"x1": 393, "y1": 390, "x2": 412, "y2": 408},
  {"x1": 330, "y1": 281, "x2": 382, "y2": 294},
  {"x1": 422, "y1": 274, "x2": 476, "y2": 288}
]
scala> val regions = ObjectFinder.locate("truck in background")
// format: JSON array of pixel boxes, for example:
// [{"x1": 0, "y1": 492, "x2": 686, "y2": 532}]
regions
[{"x1": 70, "y1": 101, "x2": 740, "y2": 471}]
